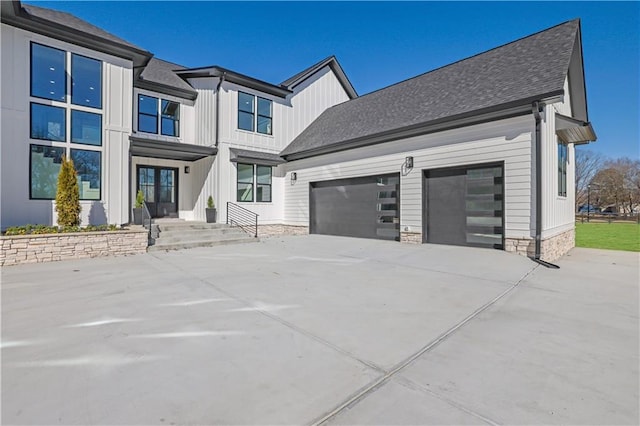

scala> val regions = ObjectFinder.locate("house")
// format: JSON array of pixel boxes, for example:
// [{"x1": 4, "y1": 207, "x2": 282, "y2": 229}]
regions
[{"x1": 0, "y1": 1, "x2": 596, "y2": 262}]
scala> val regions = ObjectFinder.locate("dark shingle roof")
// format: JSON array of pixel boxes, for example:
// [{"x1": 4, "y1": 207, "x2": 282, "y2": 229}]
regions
[
  {"x1": 281, "y1": 20, "x2": 580, "y2": 158},
  {"x1": 22, "y1": 4, "x2": 144, "y2": 51},
  {"x1": 138, "y1": 58, "x2": 197, "y2": 97}
]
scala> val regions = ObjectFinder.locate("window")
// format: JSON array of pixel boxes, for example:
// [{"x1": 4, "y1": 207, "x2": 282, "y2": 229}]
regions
[
  {"x1": 30, "y1": 144, "x2": 65, "y2": 199},
  {"x1": 238, "y1": 93, "x2": 273, "y2": 135},
  {"x1": 138, "y1": 95, "x2": 159, "y2": 133},
  {"x1": 71, "y1": 149, "x2": 101, "y2": 200},
  {"x1": 31, "y1": 43, "x2": 66, "y2": 102},
  {"x1": 237, "y1": 163, "x2": 254, "y2": 202},
  {"x1": 31, "y1": 103, "x2": 66, "y2": 141},
  {"x1": 257, "y1": 97, "x2": 272, "y2": 135},
  {"x1": 256, "y1": 165, "x2": 272, "y2": 202},
  {"x1": 161, "y1": 100, "x2": 180, "y2": 136},
  {"x1": 237, "y1": 163, "x2": 272, "y2": 202},
  {"x1": 238, "y1": 92, "x2": 255, "y2": 132},
  {"x1": 71, "y1": 110, "x2": 102, "y2": 146},
  {"x1": 558, "y1": 141, "x2": 567, "y2": 197},
  {"x1": 71, "y1": 54, "x2": 102, "y2": 108}
]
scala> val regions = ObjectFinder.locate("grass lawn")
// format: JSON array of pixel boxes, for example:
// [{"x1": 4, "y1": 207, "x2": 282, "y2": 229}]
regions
[{"x1": 575, "y1": 222, "x2": 640, "y2": 252}]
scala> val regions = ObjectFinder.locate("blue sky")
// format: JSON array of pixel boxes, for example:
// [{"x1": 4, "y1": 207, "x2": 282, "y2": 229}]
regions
[{"x1": 30, "y1": 1, "x2": 639, "y2": 159}]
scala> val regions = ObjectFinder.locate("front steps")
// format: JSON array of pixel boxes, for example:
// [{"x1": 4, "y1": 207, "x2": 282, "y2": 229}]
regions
[{"x1": 148, "y1": 221, "x2": 259, "y2": 252}]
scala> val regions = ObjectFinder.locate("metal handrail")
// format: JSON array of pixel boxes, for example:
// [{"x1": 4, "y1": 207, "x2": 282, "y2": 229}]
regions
[
  {"x1": 142, "y1": 201, "x2": 152, "y2": 240},
  {"x1": 226, "y1": 202, "x2": 258, "y2": 238}
]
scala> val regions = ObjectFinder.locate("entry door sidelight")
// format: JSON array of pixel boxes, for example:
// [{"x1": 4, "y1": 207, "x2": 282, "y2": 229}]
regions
[{"x1": 137, "y1": 166, "x2": 178, "y2": 218}]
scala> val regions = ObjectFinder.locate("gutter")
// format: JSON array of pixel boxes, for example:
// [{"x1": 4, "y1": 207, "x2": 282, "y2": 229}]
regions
[
  {"x1": 215, "y1": 73, "x2": 226, "y2": 148},
  {"x1": 532, "y1": 101, "x2": 560, "y2": 269}
]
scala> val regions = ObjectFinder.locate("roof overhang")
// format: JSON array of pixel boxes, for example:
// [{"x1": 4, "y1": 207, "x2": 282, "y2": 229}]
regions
[
  {"x1": 1, "y1": 1, "x2": 152, "y2": 75},
  {"x1": 130, "y1": 136, "x2": 217, "y2": 161},
  {"x1": 229, "y1": 148, "x2": 286, "y2": 166},
  {"x1": 282, "y1": 56, "x2": 358, "y2": 99},
  {"x1": 556, "y1": 113, "x2": 597, "y2": 145},
  {"x1": 176, "y1": 67, "x2": 292, "y2": 98},
  {"x1": 134, "y1": 79, "x2": 198, "y2": 101}
]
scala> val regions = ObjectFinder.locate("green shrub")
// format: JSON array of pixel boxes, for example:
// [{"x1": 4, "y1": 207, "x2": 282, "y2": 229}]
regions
[
  {"x1": 207, "y1": 195, "x2": 215, "y2": 209},
  {"x1": 135, "y1": 190, "x2": 145, "y2": 208},
  {"x1": 3, "y1": 223, "x2": 122, "y2": 236},
  {"x1": 55, "y1": 156, "x2": 81, "y2": 227}
]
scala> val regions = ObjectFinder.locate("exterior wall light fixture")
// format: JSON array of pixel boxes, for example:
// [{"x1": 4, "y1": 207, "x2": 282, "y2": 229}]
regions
[
  {"x1": 184, "y1": 166, "x2": 190, "y2": 174},
  {"x1": 291, "y1": 172, "x2": 297, "y2": 184}
]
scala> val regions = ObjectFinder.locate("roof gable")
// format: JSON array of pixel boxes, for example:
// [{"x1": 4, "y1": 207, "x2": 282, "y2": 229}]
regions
[
  {"x1": 281, "y1": 20, "x2": 583, "y2": 159},
  {"x1": 281, "y1": 56, "x2": 358, "y2": 99},
  {"x1": 136, "y1": 58, "x2": 197, "y2": 100}
]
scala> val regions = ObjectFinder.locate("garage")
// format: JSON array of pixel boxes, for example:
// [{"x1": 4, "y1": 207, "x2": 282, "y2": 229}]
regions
[
  {"x1": 310, "y1": 173, "x2": 400, "y2": 241},
  {"x1": 424, "y1": 163, "x2": 504, "y2": 249}
]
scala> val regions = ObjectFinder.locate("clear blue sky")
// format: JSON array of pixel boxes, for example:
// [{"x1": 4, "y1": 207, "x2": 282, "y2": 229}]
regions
[{"x1": 30, "y1": 1, "x2": 640, "y2": 159}]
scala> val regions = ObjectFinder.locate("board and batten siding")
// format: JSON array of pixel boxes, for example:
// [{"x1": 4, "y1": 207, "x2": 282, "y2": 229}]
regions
[
  {"x1": 283, "y1": 115, "x2": 535, "y2": 239},
  {"x1": 0, "y1": 24, "x2": 133, "y2": 228},
  {"x1": 540, "y1": 77, "x2": 576, "y2": 238}
]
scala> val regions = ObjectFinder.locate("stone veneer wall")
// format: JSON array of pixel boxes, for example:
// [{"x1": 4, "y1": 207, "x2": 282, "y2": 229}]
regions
[
  {"x1": 401, "y1": 232, "x2": 422, "y2": 244},
  {"x1": 258, "y1": 225, "x2": 309, "y2": 238},
  {"x1": 1, "y1": 229, "x2": 148, "y2": 266},
  {"x1": 504, "y1": 227, "x2": 575, "y2": 262}
]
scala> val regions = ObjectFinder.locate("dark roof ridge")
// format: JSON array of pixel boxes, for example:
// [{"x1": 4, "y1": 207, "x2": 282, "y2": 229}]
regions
[
  {"x1": 348, "y1": 18, "x2": 580, "y2": 104},
  {"x1": 281, "y1": 55, "x2": 335, "y2": 86}
]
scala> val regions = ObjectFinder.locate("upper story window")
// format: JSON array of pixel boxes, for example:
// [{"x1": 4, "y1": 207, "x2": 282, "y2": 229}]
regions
[
  {"x1": 138, "y1": 95, "x2": 180, "y2": 137},
  {"x1": 558, "y1": 140, "x2": 567, "y2": 197},
  {"x1": 29, "y1": 42, "x2": 103, "y2": 201},
  {"x1": 238, "y1": 92, "x2": 272, "y2": 135}
]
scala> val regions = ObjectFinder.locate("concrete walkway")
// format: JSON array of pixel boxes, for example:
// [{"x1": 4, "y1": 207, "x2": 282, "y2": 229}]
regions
[{"x1": 2, "y1": 236, "x2": 638, "y2": 425}]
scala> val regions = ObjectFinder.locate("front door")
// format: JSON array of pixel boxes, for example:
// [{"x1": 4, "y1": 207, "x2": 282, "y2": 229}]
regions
[{"x1": 137, "y1": 166, "x2": 178, "y2": 218}]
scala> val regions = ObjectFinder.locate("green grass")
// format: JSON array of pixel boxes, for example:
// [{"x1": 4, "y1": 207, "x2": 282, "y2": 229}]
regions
[{"x1": 575, "y1": 222, "x2": 640, "y2": 252}]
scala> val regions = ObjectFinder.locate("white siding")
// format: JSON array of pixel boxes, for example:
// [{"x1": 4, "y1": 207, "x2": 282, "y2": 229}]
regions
[
  {"x1": 284, "y1": 116, "x2": 534, "y2": 239},
  {"x1": 541, "y1": 77, "x2": 576, "y2": 238},
  {"x1": 1, "y1": 24, "x2": 133, "y2": 227}
]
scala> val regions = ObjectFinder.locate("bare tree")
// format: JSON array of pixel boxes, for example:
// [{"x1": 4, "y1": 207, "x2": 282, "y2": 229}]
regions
[
  {"x1": 575, "y1": 148, "x2": 605, "y2": 211},
  {"x1": 592, "y1": 157, "x2": 640, "y2": 215}
]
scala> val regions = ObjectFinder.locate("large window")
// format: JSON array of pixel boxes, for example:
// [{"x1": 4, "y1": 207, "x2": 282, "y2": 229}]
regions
[
  {"x1": 237, "y1": 163, "x2": 272, "y2": 202},
  {"x1": 71, "y1": 54, "x2": 102, "y2": 108},
  {"x1": 558, "y1": 140, "x2": 567, "y2": 197},
  {"x1": 31, "y1": 43, "x2": 66, "y2": 102},
  {"x1": 30, "y1": 145, "x2": 65, "y2": 199},
  {"x1": 71, "y1": 149, "x2": 101, "y2": 200},
  {"x1": 29, "y1": 42, "x2": 103, "y2": 201},
  {"x1": 138, "y1": 95, "x2": 180, "y2": 136},
  {"x1": 31, "y1": 103, "x2": 65, "y2": 141},
  {"x1": 238, "y1": 92, "x2": 273, "y2": 135}
]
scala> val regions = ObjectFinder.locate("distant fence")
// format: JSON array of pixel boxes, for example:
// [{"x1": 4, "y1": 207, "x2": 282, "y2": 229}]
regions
[{"x1": 576, "y1": 213, "x2": 640, "y2": 224}]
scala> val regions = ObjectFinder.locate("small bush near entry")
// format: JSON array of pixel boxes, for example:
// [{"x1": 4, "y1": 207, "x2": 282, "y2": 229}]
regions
[
  {"x1": 207, "y1": 195, "x2": 215, "y2": 209},
  {"x1": 55, "y1": 156, "x2": 81, "y2": 227},
  {"x1": 3, "y1": 224, "x2": 121, "y2": 236},
  {"x1": 135, "y1": 190, "x2": 145, "y2": 208}
]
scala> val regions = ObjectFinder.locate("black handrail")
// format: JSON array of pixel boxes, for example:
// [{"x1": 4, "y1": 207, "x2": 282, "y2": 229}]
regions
[
  {"x1": 142, "y1": 201, "x2": 152, "y2": 240},
  {"x1": 226, "y1": 202, "x2": 258, "y2": 238}
]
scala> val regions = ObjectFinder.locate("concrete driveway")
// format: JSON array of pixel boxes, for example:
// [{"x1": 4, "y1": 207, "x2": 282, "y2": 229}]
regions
[{"x1": 2, "y1": 236, "x2": 638, "y2": 425}]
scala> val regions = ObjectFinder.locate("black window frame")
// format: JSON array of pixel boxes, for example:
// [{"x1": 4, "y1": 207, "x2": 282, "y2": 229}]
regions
[
  {"x1": 238, "y1": 91, "x2": 256, "y2": 132},
  {"x1": 71, "y1": 109, "x2": 102, "y2": 146},
  {"x1": 558, "y1": 140, "x2": 568, "y2": 197},
  {"x1": 30, "y1": 102, "x2": 66, "y2": 142},
  {"x1": 70, "y1": 148, "x2": 102, "y2": 201},
  {"x1": 237, "y1": 163, "x2": 255, "y2": 202},
  {"x1": 71, "y1": 52, "x2": 103, "y2": 110},
  {"x1": 256, "y1": 165, "x2": 272, "y2": 202},
  {"x1": 138, "y1": 94, "x2": 159, "y2": 134},
  {"x1": 30, "y1": 42, "x2": 67, "y2": 103},
  {"x1": 256, "y1": 97, "x2": 273, "y2": 135},
  {"x1": 160, "y1": 99, "x2": 180, "y2": 137},
  {"x1": 29, "y1": 144, "x2": 66, "y2": 200}
]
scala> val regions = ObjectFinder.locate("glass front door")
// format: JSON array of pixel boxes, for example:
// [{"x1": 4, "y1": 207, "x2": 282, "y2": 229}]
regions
[{"x1": 137, "y1": 166, "x2": 178, "y2": 218}]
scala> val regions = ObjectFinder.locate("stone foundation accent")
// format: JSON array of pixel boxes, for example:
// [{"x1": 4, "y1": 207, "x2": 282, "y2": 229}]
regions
[
  {"x1": 401, "y1": 232, "x2": 423, "y2": 244},
  {"x1": 505, "y1": 228, "x2": 575, "y2": 262},
  {"x1": 258, "y1": 225, "x2": 309, "y2": 238},
  {"x1": 0, "y1": 229, "x2": 148, "y2": 266}
]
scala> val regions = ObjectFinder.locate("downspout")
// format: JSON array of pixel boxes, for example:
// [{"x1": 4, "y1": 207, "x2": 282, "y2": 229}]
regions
[
  {"x1": 215, "y1": 73, "x2": 226, "y2": 148},
  {"x1": 532, "y1": 101, "x2": 560, "y2": 269}
]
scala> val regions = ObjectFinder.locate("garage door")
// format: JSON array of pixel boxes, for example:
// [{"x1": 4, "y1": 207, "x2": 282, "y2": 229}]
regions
[
  {"x1": 310, "y1": 173, "x2": 400, "y2": 241},
  {"x1": 424, "y1": 163, "x2": 504, "y2": 249}
]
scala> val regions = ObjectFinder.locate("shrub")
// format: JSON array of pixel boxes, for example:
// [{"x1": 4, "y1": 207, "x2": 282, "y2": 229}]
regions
[
  {"x1": 207, "y1": 195, "x2": 215, "y2": 209},
  {"x1": 135, "y1": 190, "x2": 145, "y2": 208},
  {"x1": 55, "y1": 156, "x2": 81, "y2": 227},
  {"x1": 3, "y1": 224, "x2": 122, "y2": 236}
]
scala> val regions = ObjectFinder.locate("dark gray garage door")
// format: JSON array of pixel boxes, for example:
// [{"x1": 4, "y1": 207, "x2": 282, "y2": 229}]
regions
[
  {"x1": 310, "y1": 174, "x2": 400, "y2": 241},
  {"x1": 424, "y1": 163, "x2": 504, "y2": 249}
]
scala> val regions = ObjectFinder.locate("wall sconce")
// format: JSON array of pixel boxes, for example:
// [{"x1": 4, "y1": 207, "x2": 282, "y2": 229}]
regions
[
  {"x1": 405, "y1": 156, "x2": 414, "y2": 169},
  {"x1": 184, "y1": 166, "x2": 190, "y2": 174},
  {"x1": 291, "y1": 172, "x2": 297, "y2": 184}
]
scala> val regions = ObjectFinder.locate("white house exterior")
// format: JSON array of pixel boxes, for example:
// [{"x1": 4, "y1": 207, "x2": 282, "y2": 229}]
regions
[{"x1": 0, "y1": 1, "x2": 596, "y2": 262}]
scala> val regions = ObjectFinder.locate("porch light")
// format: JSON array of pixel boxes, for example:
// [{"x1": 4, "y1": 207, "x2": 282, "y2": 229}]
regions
[
  {"x1": 291, "y1": 172, "x2": 297, "y2": 183},
  {"x1": 405, "y1": 156, "x2": 414, "y2": 169},
  {"x1": 184, "y1": 166, "x2": 190, "y2": 174}
]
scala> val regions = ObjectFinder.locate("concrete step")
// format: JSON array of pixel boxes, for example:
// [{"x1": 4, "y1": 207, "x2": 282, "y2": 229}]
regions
[
  {"x1": 155, "y1": 222, "x2": 230, "y2": 232},
  {"x1": 155, "y1": 227, "x2": 250, "y2": 243},
  {"x1": 148, "y1": 236, "x2": 259, "y2": 252}
]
